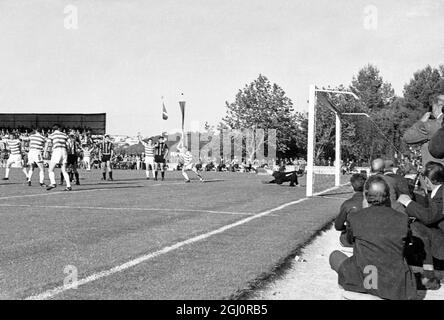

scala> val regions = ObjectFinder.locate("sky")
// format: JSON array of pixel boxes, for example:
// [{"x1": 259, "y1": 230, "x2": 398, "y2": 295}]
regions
[{"x1": 0, "y1": 0, "x2": 443, "y2": 136}]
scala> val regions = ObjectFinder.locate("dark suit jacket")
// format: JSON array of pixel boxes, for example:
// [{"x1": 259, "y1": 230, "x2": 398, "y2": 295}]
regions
[
  {"x1": 378, "y1": 173, "x2": 408, "y2": 213},
  {"x1": 403, "y1": 117, "x2": 444, "y2": 166},
  {"x1": 335, "y1": 192, "x2": 363, "y2": 232},
  {"x1": 406, "y1": 185, "x2": 444, "y2": 226},
  {"x1": 338, "y1": 205, "x2": 417, "y2": 300}
]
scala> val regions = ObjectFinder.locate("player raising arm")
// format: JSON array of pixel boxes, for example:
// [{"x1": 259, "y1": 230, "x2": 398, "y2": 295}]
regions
[
  {"x1": 154, "y1": 136, "x2": 169, "y2": 181},
  {"x1": 138, "y1": 133, "x2": 156, "y2": 180}
]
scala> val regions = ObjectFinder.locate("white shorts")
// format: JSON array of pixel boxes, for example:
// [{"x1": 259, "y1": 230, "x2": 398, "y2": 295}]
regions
[
  {"x1": 51, "y1": 148, "x2": 68, "y2": 165},
  {"x1": 28, "y1": 150, "x2": 44, "y2": 165},
  {"x1": 145, "y1": 156, "x2": 154, "y2": 167},
  {"x1": 7, "y1": 154, "x2": 22, "y2": 167},
  {"x1": 83, "y1": 156, "x2": 91, "y2": 163},
  {"x1": 183, "y1": 163, "x2": 194, "y2": 171}
]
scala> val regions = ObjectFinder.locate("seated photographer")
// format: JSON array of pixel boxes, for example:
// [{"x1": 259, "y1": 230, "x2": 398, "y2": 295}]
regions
[
  {"x1": 334, "y1": 173, "x2": 366, "y2": 247},
  {"x1": 329, "y1": 176, "x2": 417, "y2": 300},
  {"x1": 398, "y1": 161, "x2": 444, "y2": 289}
]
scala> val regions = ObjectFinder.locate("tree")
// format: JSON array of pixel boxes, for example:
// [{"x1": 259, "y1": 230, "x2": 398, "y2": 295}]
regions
[
  {"x1": 403, "y1": 65, "x2": 443, "y2": 111},
  {"x1": 350, "y1": 64, "x2": 395, "y2": 110},
  {"x1": 222, "y1": 74, "x2": 303, "y2": 159}
]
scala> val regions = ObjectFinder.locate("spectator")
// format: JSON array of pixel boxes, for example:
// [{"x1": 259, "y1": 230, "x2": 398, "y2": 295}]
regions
[
  {"x1": 369, "y1": 158, "x2": 410, "y2": 213},
  {"x1": 334, "y1": 173, "x2": 366, "y2": 247},
  {"x1": 403, "y1": 93, "x2": 444, "y2": 167},
  {"x1": 398, "y1": 161, "x2": 444, "y2": 289},
  {"x1": 329, "y1": 175, "x2": 417, "y2": 300}
]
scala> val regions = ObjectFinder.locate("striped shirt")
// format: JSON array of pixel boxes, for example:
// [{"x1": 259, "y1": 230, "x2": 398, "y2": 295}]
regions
[
  {"x1": 154, "y1": 142, "x2": 168, "y2": 157},
  {"x1": 6, "y1": 139, "x2": 22, "y2": 155},
  {"x1": 49, "y1": 131, "x2": 68, "y2": 149},
  {"x1": 29, "y1": 133, "x2": 46, "y2": 151},
  {"x1": 66, "y1": 137, "x2": 80, "y2": 155},
  {"x1": 181, "y1": 151, "x2": 193, "y2": 166},
  {"x1": 141, "y1": 141, "x2": 154, "y2": 157},
  {"x1": 100, "y1": 141, "x2": 114, "y2": 155},
  {"x1": 83, "y1": 147, "x2": 92, "y2": 158}
]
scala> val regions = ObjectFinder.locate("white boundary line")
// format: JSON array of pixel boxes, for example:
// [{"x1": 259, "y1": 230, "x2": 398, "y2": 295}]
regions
[
  {"x1": 25, "y1": 183, "x2": 349, "y2": 300},
  {"x1": 0, "y1": 204, "x2": 254, "y2": 216},
  {"x1": 0, "y1": 182, "x2": 190, "y2": 201},
  {"x1": 314, "y1": 195, "x2": 352, "y2": 201}
]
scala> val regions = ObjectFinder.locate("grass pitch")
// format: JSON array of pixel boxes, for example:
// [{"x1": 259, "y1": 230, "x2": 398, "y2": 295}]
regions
[{"x1": 0, "y1": 168, "x2": 350, "y2": 299}]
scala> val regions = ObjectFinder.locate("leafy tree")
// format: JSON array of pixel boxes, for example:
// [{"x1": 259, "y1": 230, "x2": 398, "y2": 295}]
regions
[
  {"x1": 222, "y1": 74, "x2": 303, "y2": 159},
  {"x1": 403, "y1": 65, "x2": 443, "y2": 111}
]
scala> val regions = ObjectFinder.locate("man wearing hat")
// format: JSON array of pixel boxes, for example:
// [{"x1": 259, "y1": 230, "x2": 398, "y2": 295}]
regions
[{"x1": 403, "y1": 93, "x2": 444, "y2": 167}]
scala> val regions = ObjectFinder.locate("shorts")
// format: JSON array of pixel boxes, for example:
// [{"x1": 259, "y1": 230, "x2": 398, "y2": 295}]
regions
[
  {"x1": 145, "y1": 156, "x2": 154, "y2": 167},
  {"x1": 67, "y1": 154, "x2": 78, "y2": 166},
  {"x1": 7, "y1": 154, "x2": 22, "y2": 167},
  {"x1": 51, "y1": 148, "x2": 68, "y2": 165},
  {"x1": 83, "y1": 156, "x2": 91, "y2": 163},
  {"x1": 183, "y1": 163, "x2": 194, "y2": 171},
  {"x1": 28, "y1": 150, "x2": 44, "y2": 165},
  {"x1": 101, "y1": 154, "x2": 111, "y2": 162},
  {"x1": 154, "y1": 155, "x2": 166, "y2": 163}
]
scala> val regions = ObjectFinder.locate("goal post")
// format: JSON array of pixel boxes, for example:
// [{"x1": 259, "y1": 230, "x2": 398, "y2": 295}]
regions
[{"x1": 306, "y1": 85, "x2": 360, "y2": 197}]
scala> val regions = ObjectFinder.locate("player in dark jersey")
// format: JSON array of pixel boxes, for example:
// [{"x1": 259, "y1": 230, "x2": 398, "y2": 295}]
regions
[
  {"x1": 154, "y1": 136, "x2": 169, "y2": 181},
  {"x1": 62, "y1": 130, "x2": 81, "y2": 185},
  {"x1": 100, "y1": 134, "x2": 114, "y2": 181}
]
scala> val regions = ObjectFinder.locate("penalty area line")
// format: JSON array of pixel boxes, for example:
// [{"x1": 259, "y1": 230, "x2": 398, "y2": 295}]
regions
[
  {"x1": 24, "y1": 183, "x2": 347, "y2": 300},
  {"x1": 0, "y1": 204, "x2": 255, "y2": 217}
]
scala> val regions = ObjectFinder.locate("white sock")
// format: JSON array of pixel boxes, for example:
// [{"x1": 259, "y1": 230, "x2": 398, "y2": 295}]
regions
[
  {"x1": 39, "y1": 170, "x2": 44, "y2": 184},
  {"x1": 49, "y1": 171, "x2": 56, "y2": 185},
  {"x1": 62, "y1": 170, "x2": 71, "y2": 187}
]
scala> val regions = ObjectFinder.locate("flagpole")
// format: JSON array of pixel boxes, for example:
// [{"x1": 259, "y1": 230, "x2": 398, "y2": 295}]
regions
[{"x1": 179, "y1": 93, "x2": 186, "y2": 146}]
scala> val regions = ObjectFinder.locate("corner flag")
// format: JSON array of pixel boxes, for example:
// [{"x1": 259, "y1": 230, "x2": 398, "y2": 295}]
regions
[
  {"x1": 162, "y1": 102, "x2": 168, "y2": 120},
  {"x1": 179, "y1": 100, "x2": 186, "y2": 131}
]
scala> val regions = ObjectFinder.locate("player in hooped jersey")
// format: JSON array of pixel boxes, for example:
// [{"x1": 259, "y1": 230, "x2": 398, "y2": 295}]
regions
[
  {"x1": 178, "y1": 138, "x2": 204, "y2": 183},
  {"x1": 27, "y1": 128, "x2": 47, "y2": 187},
  {"x1": 154, "y1": 136, "x2": 169, "y2": 181},
  {"x1": 138, "y1": 133, "x2": 155, "y2": 180},
  {"x1": 2, "y1": 133, "x2": 29, "y2": 181},
  {"x1": 44, "y1": 124, "x2": 72, "y2": 191},
  {"x1": 100, "y1": 134, "x2": 114, "y2": 181},
  {"x1": 62, "y1": 130, "x2": 81, "y2": 185}
]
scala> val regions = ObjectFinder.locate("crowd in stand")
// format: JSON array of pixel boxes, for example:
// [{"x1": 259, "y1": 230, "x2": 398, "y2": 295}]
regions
[{"x1": 330, "y1": 92, "x2": 444, "y2": 300}]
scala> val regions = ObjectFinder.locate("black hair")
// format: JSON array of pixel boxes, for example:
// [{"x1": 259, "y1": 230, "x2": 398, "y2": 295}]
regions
[
  {"x1": 350, "y1": 173, "x2": 366, "y2": 192},
  {"x1": 424, "y1": 161, "x2": 444, "y2": 184},
  {"x1": 364, "y1": 175, "x2": 390, "y2": 206}
]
